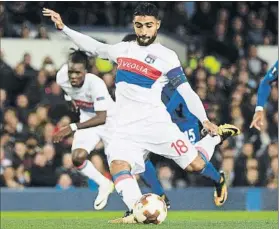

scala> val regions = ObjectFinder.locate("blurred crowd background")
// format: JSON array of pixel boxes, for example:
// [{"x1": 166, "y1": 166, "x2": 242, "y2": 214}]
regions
[{"x1": 0, "y1": 2, "x2": 278, "y2": 191}]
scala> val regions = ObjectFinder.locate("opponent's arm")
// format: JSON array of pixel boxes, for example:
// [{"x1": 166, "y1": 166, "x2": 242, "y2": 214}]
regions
[
  {"x1": 250, "y1": 60, "x2": 278, "y2": 130},
  {"x1": 256, "y1": 60, "x2": 278, "y2": 110},
  {"x1": 42, "y1": 8, "x2": 110, "y2": 58}
]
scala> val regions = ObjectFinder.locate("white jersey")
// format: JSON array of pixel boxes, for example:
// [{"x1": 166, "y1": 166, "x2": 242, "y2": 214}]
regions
[
  {"x1": 62, "y1": 26, "x2": 208, "y2": 128},
  {"x1": 62, "y1": 26, "x2": 209, "y2": 174},
  {"x1": 104, "y1": 41, "x2": 179, "y2": 104},
  {"x1": 108, "y1": 42, "x2": 181, "y2": 125},
  {"x1": 82, "y1": 41, "x2": 180, "y2": 126},
  {"x1": 56, "y1": 64, "x2": 115, "y2": 123}
]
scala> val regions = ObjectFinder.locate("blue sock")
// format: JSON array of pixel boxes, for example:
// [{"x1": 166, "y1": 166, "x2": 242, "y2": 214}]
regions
[
  {"x1": 140, "y1": 160, "x2": 165, "y2": 196},
  {"x1": 199, "y1": 153, "x2": 221, "y2": 183}
]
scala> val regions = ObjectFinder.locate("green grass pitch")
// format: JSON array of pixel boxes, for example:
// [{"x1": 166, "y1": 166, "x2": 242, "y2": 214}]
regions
[{"x1": 1, "y1": 211, "x2": 277, "y2": 229}]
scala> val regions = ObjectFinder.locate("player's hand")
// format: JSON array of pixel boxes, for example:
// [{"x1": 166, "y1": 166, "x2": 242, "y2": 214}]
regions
[
  {"x1": 42, "y1": 8, "x2": 64, "y2": 30},
  {"x1": 250, "y1": 110, "x2": 264, "y2": 131},
  {"x1": 53, "y1": 125, "x2": 73, "y2": 143},
  {"x1": 71, "y1": 100, "x2": 79, "y2": 113},
  {"x1": 202, "y1": 120, "x2": 218, "y2": 136}
]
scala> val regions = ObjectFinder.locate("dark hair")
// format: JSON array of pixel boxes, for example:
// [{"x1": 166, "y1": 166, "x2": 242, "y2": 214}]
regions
[
  {"x1": 122, "y1": 34, "x2": 137, "y2": 42},
  {"x1": 69, "y1": 48, "x2": 89, "y2": 70},
  {"x1": 4, "y1": 107, "x2": 18, "y2": 116},
  {"x1": 15, "y1": 140, "x2": 25, "y2": 145},
  {"x1": 133, "y1": 3, "x2": 159, "y2": 19}
]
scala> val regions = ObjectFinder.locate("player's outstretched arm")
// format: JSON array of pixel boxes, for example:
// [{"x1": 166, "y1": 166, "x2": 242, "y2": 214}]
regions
[
  {"x1": 177, "y1": 83, "x2": 218, "y2": 135},
  {"x1": 250, "y1": 60, "x2": 278, "y2": 130},
  {"x1": 42, "y1": 8, "x2": 110, "y2": 58},
  {"x1": 166, "y1": 60, "x2": 218, "y2": 135},
  {"x1": 256, "y1": 60, "x2": 278, "y2": 110}
]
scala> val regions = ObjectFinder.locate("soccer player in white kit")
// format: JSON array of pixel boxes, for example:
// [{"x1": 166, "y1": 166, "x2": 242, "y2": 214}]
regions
[
  {"x1": 43, "y1": 3, "x2": 240, "y2": 223},
  {"x1": 53, "y1": 49, "x2": 114, "y2": 210}
]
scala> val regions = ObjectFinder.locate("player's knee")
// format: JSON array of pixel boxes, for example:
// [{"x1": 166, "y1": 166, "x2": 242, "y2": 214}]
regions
[
  {"x1": 185, "y1": 164, "x2": 194, "y2": 172},
  {"x1": 110, "y1": 160, "x2": 131, "y2": 176},
  {"x1": 72, "y1": 148, "x2": 88, "y2": 167},
  {"x1": 187, "y1": 155, "x2": 206, "y2": 172}
]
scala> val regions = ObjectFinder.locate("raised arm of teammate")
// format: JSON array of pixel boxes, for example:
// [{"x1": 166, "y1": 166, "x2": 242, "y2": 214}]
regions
[{"x1": 250, "y1": 60, "x2": 278, "y2": 130}]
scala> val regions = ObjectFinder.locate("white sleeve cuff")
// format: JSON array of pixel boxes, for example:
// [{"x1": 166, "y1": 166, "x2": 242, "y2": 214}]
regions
[
  {"x1": 70, "y1": 123, "x2": 78, "y2": 131},
  {"x1": 255, "y1": 106, "x2": 264, "y2": 112},
  {"x1": 62, "y1": 25, "x2": 69, "y2": 32}
]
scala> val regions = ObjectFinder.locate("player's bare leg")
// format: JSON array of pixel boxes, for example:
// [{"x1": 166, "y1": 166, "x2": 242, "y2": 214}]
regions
[
  {"x1": 108, "y1": 160, "x2": 141, "y2": 224},
  {"x1": 72, "y1": 148, "x2": 114, "y2": 210}
]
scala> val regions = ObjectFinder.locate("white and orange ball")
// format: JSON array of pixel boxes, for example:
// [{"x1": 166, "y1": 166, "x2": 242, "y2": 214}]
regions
[{"x1": 133, "y1": 193, "x2": 168, "y2": 224}]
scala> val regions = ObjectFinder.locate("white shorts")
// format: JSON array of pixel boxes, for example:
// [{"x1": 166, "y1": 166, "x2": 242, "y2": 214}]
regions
[
  {"x1": 106, "y1": 118, "x2": 198, "y2": 175},
  {"x1": 72, "y1": 124, "x2": 112, "y2": 154}
]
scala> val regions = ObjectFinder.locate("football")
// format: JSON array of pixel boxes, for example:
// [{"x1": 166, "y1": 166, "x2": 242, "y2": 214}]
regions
[{"x1": 133, "y1": 193, "x2": 168, "y2": 224}]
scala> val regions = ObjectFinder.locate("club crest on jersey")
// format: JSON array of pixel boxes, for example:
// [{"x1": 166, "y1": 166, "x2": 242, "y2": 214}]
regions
[
  {"x1": 145, "y1": 54, "x2": 157, "y2": 64},
  {"x1": 85, "y1": 93, "x2": 92, "y2": 100},
  {"x1": 96, "y1": 96, "x2": 105, "y2": 101}
]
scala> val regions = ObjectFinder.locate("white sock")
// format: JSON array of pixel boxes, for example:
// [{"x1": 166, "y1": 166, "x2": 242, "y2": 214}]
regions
[
  {"x1": 195, "y1": 135, "x2": 221, "y2": 161},
  {"x1": 114, "y1": 172, "x2": 142, "y2": 210},
  {"x1": 78, "y1": 160, "x2": 110, "y2": 186}
]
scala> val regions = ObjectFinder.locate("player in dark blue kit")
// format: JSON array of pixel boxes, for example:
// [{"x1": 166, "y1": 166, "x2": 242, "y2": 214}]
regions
[
  {"x1": 162, "y1": 82, "x2": 218, "y2": 164},
  {"x1": 163, "y1": 84, "x2": 200, "y2": 144},
  {"x1": 250, "y1": 60, "x2": 278, "y2": 130}
]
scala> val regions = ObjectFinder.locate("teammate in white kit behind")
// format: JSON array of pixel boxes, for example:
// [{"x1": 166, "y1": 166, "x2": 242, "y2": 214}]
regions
[
  {"x1": 54, "y1": 49, "x2": 114, "y2": 210},
  {"x1": 44, "y1": 3, "x2": 241, "y2": 223}
]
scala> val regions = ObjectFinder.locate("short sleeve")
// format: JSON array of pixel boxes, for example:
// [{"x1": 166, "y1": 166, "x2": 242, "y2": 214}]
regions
[
  {"x1": 56, "y1": 64, "x2": 68, "y2": 86},
  {"x1": 92, "y1": 79, "x2": 111, "y2": 111}
]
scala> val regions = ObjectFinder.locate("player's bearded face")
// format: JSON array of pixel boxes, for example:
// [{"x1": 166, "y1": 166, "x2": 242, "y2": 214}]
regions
[
  {"x1": 133, "y1": 16, "x2": 161, "y2": 46},
  {"x1": 68, "y1": 62, "x2": 86, "y2": 87}
]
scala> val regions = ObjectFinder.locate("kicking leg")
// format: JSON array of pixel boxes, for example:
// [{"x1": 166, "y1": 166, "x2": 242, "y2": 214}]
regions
[
  {"x1": 186, "y1": 153, "x2": 227, "y2": 206},
  {"x1": 186, "y1": 124, "x2": 240, "y2": 206}
]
